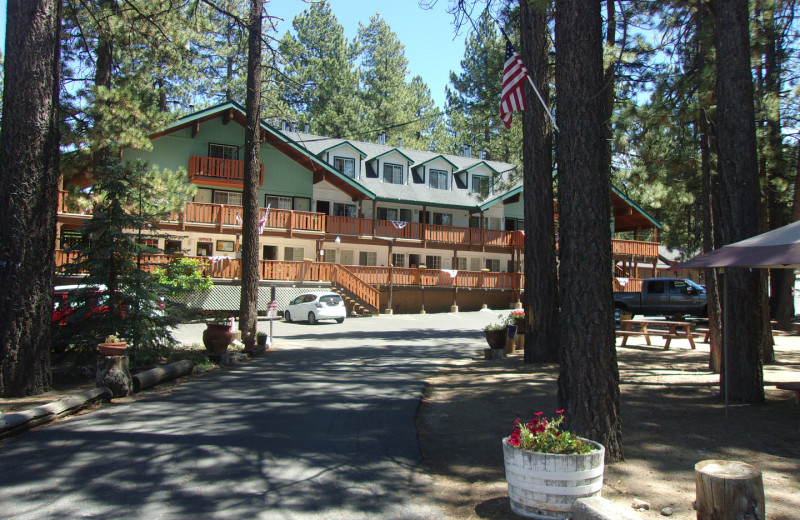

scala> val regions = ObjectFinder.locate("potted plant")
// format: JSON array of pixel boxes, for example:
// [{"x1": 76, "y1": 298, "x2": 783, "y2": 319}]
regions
[
  {"x1": 502, "y1": 411, "x2": 605, "y2": 518},
  {"x1": 508, "y1": 310, "x2": 526, "y2": 351},
  {"x1": 256, "y1": 331, "x2": 268, "y2": 347},
  {"x1": 484, "y1": 321, "x2": 507, "y2": 349},
  {"x1": 203, "y1": 316, "x2": 232, "y2": 354},
  {"x1": 98, "y1": 334, "x2": 127, "y2": 356}
]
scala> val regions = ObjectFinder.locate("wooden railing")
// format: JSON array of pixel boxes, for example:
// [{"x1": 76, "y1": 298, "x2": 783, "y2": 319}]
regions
[
  {"x1": 56, "y1": 192, "x2": 652, "y2": 254},
  {"x1": 188, "y1": 155, "x2": 264, "y2": 186},
  {"x1": 613, "y1": 277, "x2": 644, "y2": 292},
  {"x1": 332, "y1": 264, "x2": 380, "y2": 311},
  {"x1": 612, "y1": 239, "x2": 659, "y2": 258}
]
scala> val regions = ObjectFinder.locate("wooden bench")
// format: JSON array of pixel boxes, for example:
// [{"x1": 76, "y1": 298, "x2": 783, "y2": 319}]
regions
[
  {"x1": 615, "y1": 329, "x2": 700, "y2": 349},
  {"x1": 775, "y1": 382, "x2": 800, "y2": 404}
]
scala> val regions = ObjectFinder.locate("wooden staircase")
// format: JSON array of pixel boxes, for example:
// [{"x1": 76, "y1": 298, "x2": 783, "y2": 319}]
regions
[{"x1": 330, "y1": 264, "x2": 380, "y2": 316}]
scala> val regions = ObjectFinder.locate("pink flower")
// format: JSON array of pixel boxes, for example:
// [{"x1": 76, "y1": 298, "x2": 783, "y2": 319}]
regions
[
  {"x1": 534, "y1": 411, "x2": 543, "y2": 417},
  {"x1": 556, "y1": 409, "x2": 564, "y2": 414}
]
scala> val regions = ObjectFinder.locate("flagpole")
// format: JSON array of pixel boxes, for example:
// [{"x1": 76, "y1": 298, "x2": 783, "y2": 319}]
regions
[{"x1": 526, "y1": 75, "x2": 559, "y2": 132}]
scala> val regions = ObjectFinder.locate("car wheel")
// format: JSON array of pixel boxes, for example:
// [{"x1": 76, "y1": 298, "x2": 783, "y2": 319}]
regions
[
  {"x1": 308, "y1": 312, "x2": 317, "y2": 325},
  {"x1": 335, "y1": 317, "x2": 344, "y2": 324},
  {"x1": 284, "y1": 311, "x2": 292, "y2": 323}
]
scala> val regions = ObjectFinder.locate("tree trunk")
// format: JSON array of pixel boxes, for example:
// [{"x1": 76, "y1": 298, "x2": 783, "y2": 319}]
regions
[
  {"x1": 519, "y1": 0, "x2": 558, "y2": 364},
  {"x1": 555, "y1": 0, "x2": 623, "y2": 462},
  {"x1": 713, "y1": 0, "x2": 765, "y2": 403},
  {"x1": 238, "y1": 0, "x2": 263, "y2": 341},
  {"x1": 0, "y1": 0, "x2": 61, "y2": 397},
  {"x1": 90, "y1": 0, "x2": 117, "y2": 174}
]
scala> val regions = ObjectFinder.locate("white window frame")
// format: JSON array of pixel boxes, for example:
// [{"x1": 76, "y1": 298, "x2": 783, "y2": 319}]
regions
[
  {"x1": 209, "y1": 143, "x2": 238, "y2": 160},
  {"x1": 333, "y1": 156, "x2": 356, "y2": 178},
  {"x1": 485, "y1": 258, "x2": 501, "y2": 272},
  {"x1": 359, "y1": 251, "x2": 377, "y2": 266},
  {"x1": 392, "y1": 253, "x2": 405, "y2": 268},
  {"x1": 425, "y1": 255, "x2": 442, "y2": 269},
  {"x1": 429, "y1": 169, "x2": 448, "y2": 190},
  {"x1": 333, "y1": 202, "x2": 357, "y2": 217},
  {"x1": 214, "y1": 190, "x2": 242, "y2": 206},
  {"x1": 383, "y1": 163, "x2": 403, "y2": 184},
  {"x1": 455, "y1": 257, "x2": 467, "y2": 270},
  {"x1": 284, "y1": 247, "x2": 304, "y2": 261},
  {"x1": 266, "y1": 195, "x2": 292, "y2": 210},
  {"x1": 472, "y1": 175, "x2": 490, "y2": 197},
  {"x1": 322, "y1": 249, "x2": 336, "y2": 263}
]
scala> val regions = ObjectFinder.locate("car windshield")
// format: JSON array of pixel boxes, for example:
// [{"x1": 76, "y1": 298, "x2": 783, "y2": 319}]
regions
[
  {"x1": 686, "y1": 279, "x2": 705, "y2": 292},
  {"x1": 319, "y1": 295, "x2": 342, "y2": 306}
]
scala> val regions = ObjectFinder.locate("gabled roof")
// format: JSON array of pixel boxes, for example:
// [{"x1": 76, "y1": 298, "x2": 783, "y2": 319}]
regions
[
  {"x1": 454, "y1": 161, "x2": 503, "y2": 176},
  {"x1": 317, "y1": 141, "x2": 368, "y2": 159},
  {"x1": 611, "y1": 186, "x2": 662, "y2": 230},
  {"x1": 369, "y1": 148, "x2": 415, "y2": 165},
  {"x1": 413, "y1": 154, "x2": 459, "y2": 171},
  {"x1": 150, "y1": 101, "x2": 375, "y2": 201}
]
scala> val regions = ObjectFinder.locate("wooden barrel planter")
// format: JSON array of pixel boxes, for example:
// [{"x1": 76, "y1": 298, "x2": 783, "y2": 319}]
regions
[{"x1": 502, "y1": 437, "x2": 605, "y2": 519}]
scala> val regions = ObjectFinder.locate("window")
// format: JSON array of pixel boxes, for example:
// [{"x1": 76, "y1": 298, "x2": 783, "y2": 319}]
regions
[
  {"x1": 485, "y1": 258, "x2": 501, "y2": 272},
  {"x1": 322, "y1": 249, "x2": 336, "y2": 263},
  {"x1": 424, "y1": 211, "x2": 453, "y2": 226},
  {"x1": 359, "y1": 251, "x2": 377, "y2": 266},
  {"x1": 214, "y1": 190, "x2": 242, "y2": 206},
  {"x1": 384, "y1": 163, "x2": 403, "y2": 184},
  {"x1": 425, "y1": 255, "x2": 442, "y2": 269},
  {"x1": 469, "y1": 258, "x2": 482, "y2": 271},
  {"x1": 266, "y1": 195, "x2": 292, "y2": 210},
  {"x1": 334, "y1": 156, "x2": 356, "y2": 178},
  {"x1": 216, "y1": 240, "x2": 234, "y2": 252},
  {"x1": 429, "y1": 169, "x2": 448, "y2": 190},
  {"x1": 209, "y1": 143, "x2": 238, "y2": 160},
  {"x1": 333, "y1": 202, "x2": 357, "y2": 217},
  {"x1": 392, "y1": 253, "x2": 405, "y2": 268},
  {"x1": 197, "y1": 242, "x2": 212, "y2": 257},
  {"x1": 379, "y1": 207, "x2": 413, "y2": 222},
  {"x1": 455, "y1": 257, "x2": 467, "y2": 270},
  {"x1": 294, "y1": 198, "x2": 311, "y2": 211},
  {"x1": 165, "y1": 240, "x2": 182, "y2": 255},
  {"x1": 284, "y1": 247, "x2": 304, "y2": 261},
  {"x1": 472, "y1": 175, "x2": 490, "y2": 197}
]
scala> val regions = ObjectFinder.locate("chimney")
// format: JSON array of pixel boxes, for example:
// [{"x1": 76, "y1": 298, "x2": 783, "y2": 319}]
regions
[
  {"x1": 379, "y1": 132, "x2": 386, "y2": 145},
  {"x1": 463, "y1": 144, "x2": 472, "y2": 158},
  {"x1": 281, "y1": 120, "x2": 287, "y2": 131},
  {"x1": 480, "y1": 150, "x2": 486, "y2": 160},
  {"x1": 304, "y1": 123, "x2": 310, "y2": 134},
  {"x1": 397, "y1": 137, "x2": 402, "y2": 148}
]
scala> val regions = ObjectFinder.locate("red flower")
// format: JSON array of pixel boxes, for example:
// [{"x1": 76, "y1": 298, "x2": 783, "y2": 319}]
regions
[
  {"x1": 534, "y1": 411, "x2": 543, "y2": 417},
  {"x1": 556, "y1": 409, "x2": 564, "y2": 414}
]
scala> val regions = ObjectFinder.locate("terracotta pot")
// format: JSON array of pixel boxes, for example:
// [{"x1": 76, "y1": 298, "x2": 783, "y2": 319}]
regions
[
  {"x1": 98, "y1": 342, "x2": 127, "y2": 356},
  {"x1": 485, "y1": 329, "x2": 506, "y2": 349},
  {"x1": 203, "y1": 323, "x2": 232, "y2": 354}
]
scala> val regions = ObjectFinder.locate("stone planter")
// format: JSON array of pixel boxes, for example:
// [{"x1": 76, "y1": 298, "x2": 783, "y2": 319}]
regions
[
  {"x1": 485, "y1": 329, "x2": 507, "y2": 349},
  {"x1": 203, "y1": 322, "x2": 232, "y2": 354},
  {"x1": 501, "y1": 437, "x2": 605, "y2": 519}
]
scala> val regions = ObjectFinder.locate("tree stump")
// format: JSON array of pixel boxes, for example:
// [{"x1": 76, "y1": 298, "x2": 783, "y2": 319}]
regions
[
  {"x1": 484, "y1": 348, "x2": 506, "y2": 360},
  {"x1": 695, "y1": 460, "x2": 765, "y2": 520},
  {"x1": 96, "y1": 355, "x2": 132, "y2": 398}
]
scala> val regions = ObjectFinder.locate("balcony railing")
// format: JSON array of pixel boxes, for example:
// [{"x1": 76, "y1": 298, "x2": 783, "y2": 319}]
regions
[
  {"x1": 188, "y1": 155, "x2": 264, "y2": 186},
  {"x1": 57, "y1": 192, "x2": 657, "y2": 254}
]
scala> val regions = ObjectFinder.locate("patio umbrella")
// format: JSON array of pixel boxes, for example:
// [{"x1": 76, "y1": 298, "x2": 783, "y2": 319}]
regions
[
  {"x1": 674, "y1": 219, "x2": 800, "y2": 269},
  {"x1": 671, "y1": 219, "x2": 800, "y2": 415}
]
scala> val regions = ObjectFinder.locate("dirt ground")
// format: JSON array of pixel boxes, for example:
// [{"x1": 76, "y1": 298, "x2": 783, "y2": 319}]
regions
[
  {"x1": 2, "y1": 335, "x2": 799, "y2": 519},
  {"x1": 415, "y1": 334, "x2": 800, "y2": 519}
]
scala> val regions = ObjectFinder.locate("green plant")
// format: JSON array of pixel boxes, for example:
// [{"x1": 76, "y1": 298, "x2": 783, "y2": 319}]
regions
[
  {"x1": 484, "y1": 322, "x2": 506, "y2": 332},
  {"x1": 507, "y1": 310, "x2": 525, "y2": 325},
  {"x1": 507, "y1": 411, "x2": 596, "y2": 454},
  {"x1": 103, "y1": 334, "x2": 121, "y2": 344},
  {"x1": 256, "y1": 332, "x2": 267, "y2": 340}
]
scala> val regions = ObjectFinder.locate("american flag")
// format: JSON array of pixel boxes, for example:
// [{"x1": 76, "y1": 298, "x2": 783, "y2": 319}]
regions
[
  {"x1": 258, "y1": 205, "x2": 270, "y2": 234},
  {"x1": 500, "y1": 34, "x2": 530, "y2": 129},
  {"x1": 391, "y1": 220, "x2": 407, "y2": 230}
]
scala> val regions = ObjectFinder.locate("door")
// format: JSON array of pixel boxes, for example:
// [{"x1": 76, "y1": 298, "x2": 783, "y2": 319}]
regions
[
  {"x1": 409, "y1": 254, "x2": 421, "y2": 268},
  {"x1": 642, "y1": 280, "x2": 667, "y2": 315},
  {"x1": 263, "y1": 245, "x2": 277, "y2": 260},
  {"x1": 339, "y1": 249, "x2": 354, "y2": 265},
  {"x1": 316, "y1": 200, "x2": 330, "y2": 214}
]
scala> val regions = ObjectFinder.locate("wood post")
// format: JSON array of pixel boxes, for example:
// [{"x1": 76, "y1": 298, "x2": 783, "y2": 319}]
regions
[
  {"x1": 132, "y1": 360, "x2": 194, "y2": 393},
  {"x1": 695, "y1": 460, "x2": 765, "y2": 520},
  {"x1": 96, "y1": 355, "x2": 132, "y2": 398}
]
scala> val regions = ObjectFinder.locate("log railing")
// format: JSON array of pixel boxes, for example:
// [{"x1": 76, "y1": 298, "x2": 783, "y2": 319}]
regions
[{"x1": 611, "y1": 239, "x2": 659, "y2": 258}]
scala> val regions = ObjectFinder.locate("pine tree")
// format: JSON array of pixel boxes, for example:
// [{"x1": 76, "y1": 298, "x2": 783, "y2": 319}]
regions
[
  {"x1": 278, "y1": 0, "x2": 361, "y2": 138},
  {"x1": 0, "y1": 0, "x2": 61, "y2": 397}
]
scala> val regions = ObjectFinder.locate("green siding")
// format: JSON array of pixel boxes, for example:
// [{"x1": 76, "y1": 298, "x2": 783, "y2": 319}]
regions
[
  {"x1": 123, "y1": 117, "x2": 313, "y2": 200},
  {"x1": 504, "y1": 200, "x2": 524, "y2": 221}
]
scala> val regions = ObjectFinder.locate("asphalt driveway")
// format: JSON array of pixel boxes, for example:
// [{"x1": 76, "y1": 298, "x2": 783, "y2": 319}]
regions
[{"x1": 0, "y1": 311, "x2": 502, "y2": 519}]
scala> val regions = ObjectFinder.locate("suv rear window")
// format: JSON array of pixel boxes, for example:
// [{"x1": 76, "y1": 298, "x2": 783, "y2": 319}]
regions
[{"x1": 319, "y1": 295, "x2": 342, "y2": 306}]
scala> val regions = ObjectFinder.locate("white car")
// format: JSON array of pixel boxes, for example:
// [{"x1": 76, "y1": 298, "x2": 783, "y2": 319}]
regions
[{"x1": 284, "y1": 292, "x2": 346, "y2": 324}]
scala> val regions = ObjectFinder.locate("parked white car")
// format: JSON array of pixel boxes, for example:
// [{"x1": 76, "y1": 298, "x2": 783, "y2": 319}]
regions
[{"x1": 284, "y1": 292, "x2": 346, "y2": 324}]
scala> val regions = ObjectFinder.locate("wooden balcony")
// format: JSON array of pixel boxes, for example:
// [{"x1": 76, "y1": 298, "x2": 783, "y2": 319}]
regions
[
  {"x1": 56, "y1": 192, "x2": 655, "y2": 255},
  {"x1": 188, "y1": 155, "x2": 264, "y2": 188}
]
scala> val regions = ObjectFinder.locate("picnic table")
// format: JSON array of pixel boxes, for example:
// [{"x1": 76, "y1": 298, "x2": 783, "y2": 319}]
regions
[{"x1": 617, "y1": 319, "x2": 698, "y2": 350}]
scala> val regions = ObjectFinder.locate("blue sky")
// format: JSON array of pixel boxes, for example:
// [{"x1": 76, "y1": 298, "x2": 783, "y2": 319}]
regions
[{"x1": 0, "y1": 0, "x2": 471, "y2": 109}]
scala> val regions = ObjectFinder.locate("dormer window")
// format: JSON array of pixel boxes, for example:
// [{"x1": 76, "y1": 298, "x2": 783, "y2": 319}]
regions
[
  {"x1": 429, "y1": 169, "x2": 448, "y2": 190},
  {"x1": 384, "y1": 163, "x2": 403, "y2": 184},
  {"x1": 333, "y1": 156, "x2": 355, "y2": 178},
  {"x1": 472, "y1": 175, "x2": 491, "y2": 197}
]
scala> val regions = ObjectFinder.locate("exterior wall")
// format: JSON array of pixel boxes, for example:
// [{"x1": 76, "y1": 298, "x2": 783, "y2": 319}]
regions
[{"x1": 380, "y1": 286, "x2": 517, "y2": 314}]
